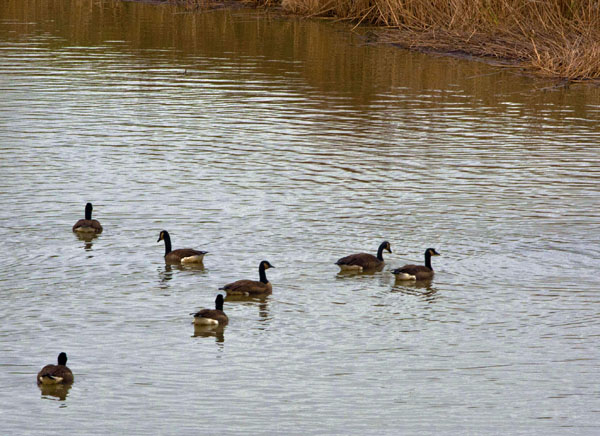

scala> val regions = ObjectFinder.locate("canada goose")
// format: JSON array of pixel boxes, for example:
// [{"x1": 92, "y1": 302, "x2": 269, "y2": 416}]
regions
[
  {"x1": 335, "y1": 241, "x2": 392, "y2": 272},
  {"x1": 72, "y1": 203, "x2": 103, "y2": 234},
  {"x1": 157, "y1": 230, "x2": 207, "y2": 264},
  {"x1": 220, "y1": 260, "x2": 274, "y2": 295},
  {"x1": 37, "y1": 352, "x2": 74, "y2": 386},
  {"x1": 192, "y1": 294, "x2": 228, "y2": 326},
  {"x1": 392, "y1": 248, "x2": 440, "y2": 280}
]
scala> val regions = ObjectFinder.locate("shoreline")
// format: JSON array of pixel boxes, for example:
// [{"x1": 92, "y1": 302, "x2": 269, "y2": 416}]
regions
[{"x1": 151, "y1": 0, "x2": 600, "y2": 82}]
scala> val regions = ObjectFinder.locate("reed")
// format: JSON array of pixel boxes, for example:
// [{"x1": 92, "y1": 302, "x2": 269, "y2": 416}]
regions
[{"x1": 243, "y1": 0, "x2": 600, "y2": 80}]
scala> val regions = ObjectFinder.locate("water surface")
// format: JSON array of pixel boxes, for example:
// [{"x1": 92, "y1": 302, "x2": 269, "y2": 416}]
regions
[{"x1": 1, "y1": 0, "x2": 599, "y2": 434}]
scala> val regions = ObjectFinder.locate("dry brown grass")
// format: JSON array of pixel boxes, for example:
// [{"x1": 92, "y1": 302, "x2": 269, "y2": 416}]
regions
[
  {"x1": 167, "y1": 0, "x2": 277, "y2": 8},
  {"x1": 274, "y1": 0, "x2": 600, "y2": 80}
]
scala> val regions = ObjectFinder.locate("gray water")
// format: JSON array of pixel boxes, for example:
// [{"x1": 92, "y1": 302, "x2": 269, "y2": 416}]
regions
[{"x1": 1, "y1": 0, "x2": 599, "y2": 434}]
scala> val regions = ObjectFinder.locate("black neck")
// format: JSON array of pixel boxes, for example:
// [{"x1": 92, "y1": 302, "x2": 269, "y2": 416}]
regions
[
  {"x1": 215, "y1": 296, "x2": 224, "y2": 311},
  {"x1": 57, "y1": 353, "x2": 67, "y2": 366},
  {"x1": 163, "y1": 233, "x2": 172, "y2": 256},
  {"x1": 425, "y1": 251, "x2": 432, "y2": 270},
  {"x1": 376, "y1": 243, "x2": 386, "y2": 261},
  {"x1": 259, "y1": 264, "x2": 268, "y2": 284},
  {"x1": 85, "y1": 204, "x2": 92, "y2": 220}
]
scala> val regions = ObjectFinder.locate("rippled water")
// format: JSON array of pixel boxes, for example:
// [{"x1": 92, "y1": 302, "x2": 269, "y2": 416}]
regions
[{"x1": 1, "y1": 0, "x2": 599, "y2": 434}]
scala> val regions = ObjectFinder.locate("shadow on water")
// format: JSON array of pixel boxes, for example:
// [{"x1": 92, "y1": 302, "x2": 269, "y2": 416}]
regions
[{"x1": 39, "y1": 383, "x2": 72, "y2": 401}]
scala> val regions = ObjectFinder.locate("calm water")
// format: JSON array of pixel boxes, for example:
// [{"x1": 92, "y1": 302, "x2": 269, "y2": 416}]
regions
[{"x1": 1, "y1": 0, "x2": 599, "y2": 434}]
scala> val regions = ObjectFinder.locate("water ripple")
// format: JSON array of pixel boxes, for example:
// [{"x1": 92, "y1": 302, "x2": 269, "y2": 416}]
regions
[{"x1": 1, "y1": 2, "x2": 600, "y2": 435}]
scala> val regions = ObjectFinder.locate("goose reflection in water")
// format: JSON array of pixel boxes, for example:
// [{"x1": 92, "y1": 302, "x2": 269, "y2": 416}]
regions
[
  {"x1": 193, "y1": 324, "x2": 225, "y2": 343},
  {"x1": 158, "y1": 263, "x2": 206, "y2": 287},
  {"x1": 74, "y1": 232, "x2": 96, "y2": 251},
  {"x1": 39, "y1": 383, "x2": 72, "y2": 401},
  {"x1": 158, "y1": 264, "x2": 175, "y2": 286},
  {"x1": 224, "y1": 294, "x2": 271, "y2": 324},
  {"x1": 335, "y1": 263, "x2": 385, "y2": 276},
  {"x1": 391, "y1": 280, "x2": 439, "y2": 303},
  {"x1": 177, "y1": 263, "x2": 206, "y2": 272}
]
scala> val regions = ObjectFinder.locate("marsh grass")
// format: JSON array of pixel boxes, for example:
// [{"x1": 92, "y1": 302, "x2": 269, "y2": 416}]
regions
[{"x1": 171, "y1": 0, "x2": 600, "y2": 80}]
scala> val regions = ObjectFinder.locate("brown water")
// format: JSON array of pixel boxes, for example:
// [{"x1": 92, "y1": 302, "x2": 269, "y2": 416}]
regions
[{"x1": 1, "y1": 0, "x2": 600, "y2": 434}]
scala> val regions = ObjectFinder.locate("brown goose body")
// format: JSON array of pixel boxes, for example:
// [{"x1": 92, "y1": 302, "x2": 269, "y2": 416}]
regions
[
  {"x1": 165, "y1": 248, "x2": 207, "y2": 264},
  {"x1": 220, "y1": 260, "x2": 274, "y2": 295},
  {"x1": 221, "y1": 279, "x2": 273, "y2": 295},
  {"x1": 37, "y1": 352, "x2": 73, "y2": 386},
  {"x1": 193, "y1": 295, "x2": 228, "y2": 326},
  {"x1": 157, "y1": 230, "x2": 207, "y2": 264},
  {"x1": 336, "y1": 241, "x2": 392, "y2": 272},
  {"x1": 392, "y1": 248, "x2": 440, "y2": 281},
  {"x1": 73, "y1": 203, "x2": 102, "y2": 234}
]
